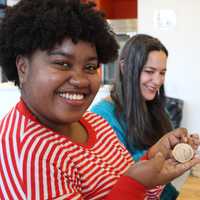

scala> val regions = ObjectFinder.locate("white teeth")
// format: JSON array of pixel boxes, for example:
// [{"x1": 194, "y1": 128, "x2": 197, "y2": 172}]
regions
[
  {"x1": 146, "y1": 86, "x2": 157, "y2": 92},
  {"x1": 59, "y1": 93, "x2": 84, "y2": 100}
]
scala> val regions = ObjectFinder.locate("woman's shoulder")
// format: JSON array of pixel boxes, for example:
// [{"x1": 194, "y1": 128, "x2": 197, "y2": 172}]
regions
[
  {"x1": 90, "y1": 96, "x2": 116, "y2": 116},
  {"x1": 91, "y1": 96, "x2": 114, "y2": 109},
  {"x1": 104, "y1": 96, "x2": 113, "y2": 103}
]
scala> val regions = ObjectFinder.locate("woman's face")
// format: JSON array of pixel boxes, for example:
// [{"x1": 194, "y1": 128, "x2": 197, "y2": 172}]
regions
[
  {"x1": 17, "y1": 38, "x2": 100, "y2": 131},
  {"x1": 140, "y1": 50, "x2": 167, "y2": 101}
]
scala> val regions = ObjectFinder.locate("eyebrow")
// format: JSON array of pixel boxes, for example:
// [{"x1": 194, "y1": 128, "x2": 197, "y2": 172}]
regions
[
  {"x1": 143, "y1": 66, "x2": 167, "y2": 71},
  {"x1": 47, "y1": 50, "x2": 98, "y2": 61}
]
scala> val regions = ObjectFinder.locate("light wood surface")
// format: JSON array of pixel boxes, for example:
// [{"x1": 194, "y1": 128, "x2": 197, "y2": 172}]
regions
[{"x1": 177, "y1": 176, "x2": 200, "y2": 200}]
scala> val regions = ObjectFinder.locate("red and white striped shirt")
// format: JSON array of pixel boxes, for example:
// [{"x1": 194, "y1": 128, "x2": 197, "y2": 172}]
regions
[{"x1": 0, "y1": 100, "x2": 145, "y2": 200}]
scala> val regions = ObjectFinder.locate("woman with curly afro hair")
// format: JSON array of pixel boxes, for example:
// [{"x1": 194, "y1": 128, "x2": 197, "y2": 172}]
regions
[{"x1": 0, "y1": 0, "x2": 199, "y2": 199}]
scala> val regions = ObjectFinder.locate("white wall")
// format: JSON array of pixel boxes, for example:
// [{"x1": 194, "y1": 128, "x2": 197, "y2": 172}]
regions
[
  {"x1": 0, "y1": 68, "x2": 2, "y2": 82},
  {"x1": 1, "y1": 0, "x2": 200, "y2": 134},
  {"x1": 7, "y1": 0, "x2": 20, "y2": 6},
  {"x1": 138, "y1": 0, "x2": 200, "y2": 133},
  {"x1": 0, "y1": 83, "x2": 20, "y2": 119}
]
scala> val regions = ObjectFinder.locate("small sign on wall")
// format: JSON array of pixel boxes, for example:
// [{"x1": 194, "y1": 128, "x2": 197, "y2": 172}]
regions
[{"x1": 154, "y1": 9, "x2": 176, "y2": 30}]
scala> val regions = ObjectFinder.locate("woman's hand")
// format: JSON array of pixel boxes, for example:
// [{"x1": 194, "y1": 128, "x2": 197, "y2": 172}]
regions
[
  {"x1": 124, "y1": 128, "x2": 200, "y2": 188},
  {"x1": 147, "y1": 128, "x2": 200, "y2": 160},
  {"x1": 125, "y1": 151, "x2": 200, "y2": 188}
]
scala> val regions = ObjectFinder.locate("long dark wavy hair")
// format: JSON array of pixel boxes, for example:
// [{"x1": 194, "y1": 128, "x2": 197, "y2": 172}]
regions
[{"x1": 111, "y1": 34, "x2": 172, "y2": 150}]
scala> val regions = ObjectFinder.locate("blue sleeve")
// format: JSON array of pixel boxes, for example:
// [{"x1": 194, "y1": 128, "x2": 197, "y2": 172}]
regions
[{"x1": 91, "y1": 100, "x2": 146, "y2": 161}]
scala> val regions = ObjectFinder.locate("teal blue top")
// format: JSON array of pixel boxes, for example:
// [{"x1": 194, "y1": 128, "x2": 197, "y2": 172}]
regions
[
  {"x1": 91, "y1": 99, "x2": 146, "y2": 161},
  {"x1": 92, "y1": 99, "x2": 179, "y2": 199}
]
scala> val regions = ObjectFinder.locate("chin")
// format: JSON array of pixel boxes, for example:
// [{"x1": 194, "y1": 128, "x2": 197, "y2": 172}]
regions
[{"x1": 144, "y1": 95, "x2": 156, "y2": 101}]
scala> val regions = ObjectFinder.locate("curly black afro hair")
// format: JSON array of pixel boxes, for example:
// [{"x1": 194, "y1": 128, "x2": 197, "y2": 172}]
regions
[{"x1": 0, "y1": 0, "x2": 119, "y2": 86}]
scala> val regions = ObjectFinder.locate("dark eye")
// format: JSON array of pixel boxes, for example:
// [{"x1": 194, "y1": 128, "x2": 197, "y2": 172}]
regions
[
  {"x1": 54, "y1": 61, "x2": 71, "y2": 70},
  {"x1": 63, "y1": 63, "x2": 70, "y2": 69},
  {"x1": 160, "y1": 71, "x2": 166, "y2": 76},
  {"x1": 85, "y1": 64, "x2": 99, "y2": 73},
  {"x1": 144, "y1": 70, "x2": 154, "y2": 74}
]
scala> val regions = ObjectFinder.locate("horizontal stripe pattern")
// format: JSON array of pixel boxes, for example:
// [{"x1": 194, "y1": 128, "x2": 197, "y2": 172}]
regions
[{"x1": 0, "y1": 102, "x2": 134, "y2": 200}]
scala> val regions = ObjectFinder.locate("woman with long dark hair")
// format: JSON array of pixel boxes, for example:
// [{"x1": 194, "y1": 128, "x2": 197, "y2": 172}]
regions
[{"x1": 92, "y1": 34, "x2": 178, "y2": 199}]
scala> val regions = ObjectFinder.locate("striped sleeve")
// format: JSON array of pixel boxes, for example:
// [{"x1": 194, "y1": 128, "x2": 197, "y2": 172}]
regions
[
  {"x1": 0, "y1": 106, "x2": 84, "y2": 200},
  {"x1": 0, "y1": 107, "x2": 26, "y2": 200}
]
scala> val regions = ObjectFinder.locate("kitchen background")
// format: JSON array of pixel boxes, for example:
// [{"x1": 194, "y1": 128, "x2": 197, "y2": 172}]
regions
[{"x1": 0, "y1": 0, "x2": 200, "y2": 191}]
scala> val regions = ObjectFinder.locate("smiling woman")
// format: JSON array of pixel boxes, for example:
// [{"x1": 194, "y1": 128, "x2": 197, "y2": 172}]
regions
[
  {"x1": 0, "y1": 0, "x2": 200, "y2": 200},
  {"x1": 17, "y1": 39, "x2": 101, "y2": 132},
  {"x1": 91, "y1": 34, "x2": 178, "y2": 199}
]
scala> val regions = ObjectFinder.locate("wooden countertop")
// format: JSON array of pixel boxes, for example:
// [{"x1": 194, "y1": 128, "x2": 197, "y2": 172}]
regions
[{"x1": 177, "y1": 176, "x2": 200, "y2": 200}]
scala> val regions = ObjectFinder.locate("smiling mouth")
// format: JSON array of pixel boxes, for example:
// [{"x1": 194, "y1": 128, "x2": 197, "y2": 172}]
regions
[
  {"x1": 58, "y1": 92, "x2": 85, "y2": 100},
  {"x1": 145, "y1": 86, "x2": 158, "y2": 93}
]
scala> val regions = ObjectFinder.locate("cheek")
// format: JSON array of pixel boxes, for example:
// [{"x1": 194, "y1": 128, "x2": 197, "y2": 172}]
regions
[
  {"x1": 140, "y1": 72, "x2": 150, "y2": 84},
  {"x1": 38, "y1": 71, "x2": 64, "y2": 90},
  {"x1": 25, "y1": 75, "x2": 57, "y2": 101},
  {"x1": 161, "y1": 76, "x2": 165, "y2": 84},
  {"x1": 139, "y1": 75, "x2": 146, "y2": 90},
  {"x1": 91, "y1": 74, "x2": 101, "y2": 93}
]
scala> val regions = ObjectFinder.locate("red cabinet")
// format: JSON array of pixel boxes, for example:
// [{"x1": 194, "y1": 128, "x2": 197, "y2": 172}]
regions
[{"x1": 82, "y1": 0, "x2": 137, "y2": 19}]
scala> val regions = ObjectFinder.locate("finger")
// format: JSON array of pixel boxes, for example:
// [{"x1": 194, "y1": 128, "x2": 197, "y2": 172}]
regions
[
  {"x1": 169, "y1": 158, "x2": 179, "y2": 165},
  {"x1": 189, "y1": 141, "x2": 199, "y2": 150},
  {"x1": 193, "y1": 144, "x2": 199, "y2": 151},
  {"x1": 190, "y1": 133, "x2": 199, "y2": 138},
  {"x1": 190, "y1": 134, "x2": 200, "y2": 145},
  {"x1": 187, "y1": 135, "x2": 200, "y2": 150},
  {"x1": 176, "y1": 157, "x2": 200, "y2": 174},
  {"x1": 190, "y1": 138, "x2": 200, "y2": 146},
  {"x1": 177, "y1": 128, "x2": 188, "y2": 142},
  {"x1": 164, "y1": 157, "x2": 178, "y2": 165},
  {"x1": 174, "y1": 128, "x2": 188, "y2": 138},
  {"x1": 168, "y1": 128, "x2": 188, "y2": 146}
]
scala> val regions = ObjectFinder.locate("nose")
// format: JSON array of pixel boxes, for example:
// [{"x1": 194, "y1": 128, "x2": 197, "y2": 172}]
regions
[{"x1": 69, "y1": 69, "x2": 89, "y2": 88}]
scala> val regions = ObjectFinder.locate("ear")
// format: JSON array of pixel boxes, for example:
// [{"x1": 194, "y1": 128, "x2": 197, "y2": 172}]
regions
[{"x1": 16, "y1": 55, "x2": 29, "y2": 86}]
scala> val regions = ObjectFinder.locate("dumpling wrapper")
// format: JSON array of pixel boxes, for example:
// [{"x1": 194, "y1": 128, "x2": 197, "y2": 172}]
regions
[{"x1": 172, "y1": 143, "x2": 194, "y2": 163}]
